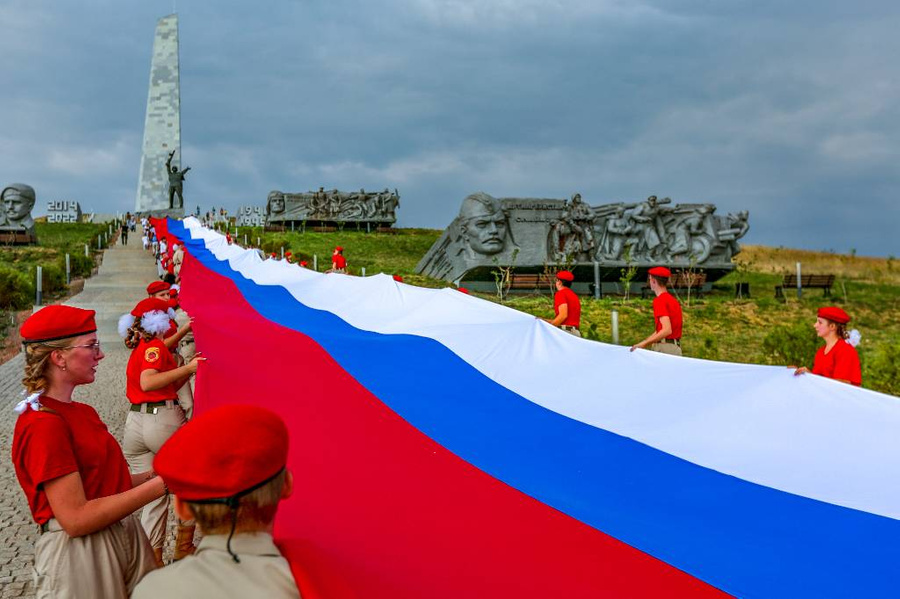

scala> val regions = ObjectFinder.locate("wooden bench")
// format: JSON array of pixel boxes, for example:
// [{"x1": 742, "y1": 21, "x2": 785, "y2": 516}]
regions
[
  {"x1": 775, "y1": 274, "x2": 835, "y2": 299},
  {"x1": 642, "y1": 272, "x2": 707, "y2": 299},
  {"x1": 508, "y1": 273, "x2": 555, "y2": 292}
]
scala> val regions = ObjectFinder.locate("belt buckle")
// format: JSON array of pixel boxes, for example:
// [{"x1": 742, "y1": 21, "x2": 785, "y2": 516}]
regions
[{"x1": 150, "y1": 406, "x2": 159, "y2": 415}]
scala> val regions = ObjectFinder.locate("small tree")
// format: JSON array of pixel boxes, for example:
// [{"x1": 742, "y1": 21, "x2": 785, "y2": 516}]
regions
[{"x1": 618, "y1": 247, "x2": 638, "y2": 302}]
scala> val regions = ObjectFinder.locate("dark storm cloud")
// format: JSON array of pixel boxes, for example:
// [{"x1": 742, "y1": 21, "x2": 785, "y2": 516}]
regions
[{"x1": 1, "y1": 0, "x2": 897, "y2": 254}]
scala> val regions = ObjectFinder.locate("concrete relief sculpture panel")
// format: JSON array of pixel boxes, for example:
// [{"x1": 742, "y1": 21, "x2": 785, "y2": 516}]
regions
[
  {"x1": 416, "y1": 191, "x2": 749, "y2": 285},
  {"x1": 265, "y1": 188, "x2": 399, "y2": 227},
  {"x1": 0, "y1": 183, "x2": 38, "y2": 244},
  {"x1": 46, "y1": 200, "x2": 83, "y2": 224}
]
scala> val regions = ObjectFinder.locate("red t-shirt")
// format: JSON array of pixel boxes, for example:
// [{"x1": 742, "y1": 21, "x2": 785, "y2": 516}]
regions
[
  {"x1": 554, "y1": 287, "x2": 581, "y2": 327},
  {"x1": 812, "y1": 339, "x2": 862, "y2": 386},
  {"x1": 11, "y1": 396, "x2": 132, "y2": 524},
  {"x1": 126, "y1": 337, "x2": 179, "y2": 404},
  {"x1": 653, "y1": 292, "x2": 683, "y2": 339},
  {"x1": 333, "y1": 255, "x2": 347, "y2": 269}
]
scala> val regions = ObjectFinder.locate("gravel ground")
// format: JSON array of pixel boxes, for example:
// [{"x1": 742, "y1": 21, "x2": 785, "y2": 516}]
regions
[{"x1": 0, "y1": 234, "x2": 184, "y2": 597}]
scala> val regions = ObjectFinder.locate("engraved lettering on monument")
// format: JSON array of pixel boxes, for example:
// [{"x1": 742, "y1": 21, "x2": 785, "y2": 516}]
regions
[
  {"x1": 416, "y1": 192, "x2": 749, "y2": 285},
  {"x1": 46, "y1": 200, "x2": 83, "y2": 224},
  {"x1": 236, "y1": 205, "x2": 266, "y2": 227}
]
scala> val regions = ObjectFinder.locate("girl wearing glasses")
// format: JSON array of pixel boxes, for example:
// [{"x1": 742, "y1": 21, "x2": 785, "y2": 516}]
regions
[
  {"x1": 11, "y1": 305, "x2": 165, "y2": 598},
  {"x1": 120, "y1": 297, "x2": 204, "y2": 566}
]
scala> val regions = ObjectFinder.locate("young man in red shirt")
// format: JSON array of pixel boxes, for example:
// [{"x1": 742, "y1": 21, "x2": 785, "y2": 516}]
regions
[
  {"x1": 544, "y1": 270, "x2": 582, "y2": 337},
  {"x1": 631, "y1": 266, "x2": 683, "y2": 356}
]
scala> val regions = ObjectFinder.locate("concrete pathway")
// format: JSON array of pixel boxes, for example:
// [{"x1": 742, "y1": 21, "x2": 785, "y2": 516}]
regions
[{"x1": 0, "y1": 234, "x2": 162, "y2": 597}]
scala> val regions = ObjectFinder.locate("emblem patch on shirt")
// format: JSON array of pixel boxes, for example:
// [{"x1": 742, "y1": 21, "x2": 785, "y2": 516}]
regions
[{"x1": 144, "y1": 347, "x2": 161, "y2": 363}]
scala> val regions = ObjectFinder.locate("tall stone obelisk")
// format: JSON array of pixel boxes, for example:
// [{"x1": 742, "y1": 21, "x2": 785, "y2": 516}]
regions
[{"x1": 135, "y1": 14, "x2": 182, "y2": 215}]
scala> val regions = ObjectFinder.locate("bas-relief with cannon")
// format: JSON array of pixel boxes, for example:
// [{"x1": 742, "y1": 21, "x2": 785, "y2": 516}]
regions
[
  {"x1": 416, "y1": 192, "x2": 749, "y2": 294},
  {"x1": 265, "y1": 188, "x2": 400, "y2": 228}
]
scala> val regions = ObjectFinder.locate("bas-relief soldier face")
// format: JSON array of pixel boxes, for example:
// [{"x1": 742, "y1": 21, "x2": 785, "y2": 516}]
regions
[
  {"x1": 459, "y1": 196, "x2": 508, "y2": 256},
  {"x1": 2, "y1": 189, "x2": 35, "y2": 222},
  {"x1": 268, "y1": 194, "x2": 285, "y2": 213}
]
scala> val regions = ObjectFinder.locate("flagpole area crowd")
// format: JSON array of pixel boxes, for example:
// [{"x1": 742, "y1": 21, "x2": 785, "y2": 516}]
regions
[{"x1": 9, "y1": 218, "x2": 862, "y2": 598}]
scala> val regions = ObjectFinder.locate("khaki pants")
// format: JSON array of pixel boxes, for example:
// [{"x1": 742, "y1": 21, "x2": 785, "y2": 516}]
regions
[
  {"x1": 172, "y1": 346, "x2": 195, "y2": 420},
  {"x1": 651, "y1": 341, "x2": 683, "y2": 356},
  {"x1": 561, "y1": 326, "x2": 582, "y2": 337},
  {"x1": 123, "y1": 402, "x2": 187, "y2": 549},
  {"x1": 33, "y1": 515, "x2": 156, "y2": 599}
]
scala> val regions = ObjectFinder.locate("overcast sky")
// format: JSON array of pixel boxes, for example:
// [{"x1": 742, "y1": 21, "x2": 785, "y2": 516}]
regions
[{"x1": 2, "y1": 0, "x2": 898, "y2": 255}]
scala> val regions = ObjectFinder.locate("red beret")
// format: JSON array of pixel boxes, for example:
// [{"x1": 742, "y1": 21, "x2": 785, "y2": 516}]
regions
[
  {"x1": 154, "y1": 405, "x2": 289, "y2": 501},
  {"x1": 818, "y1": 306, "x2": 850, "y2": 324},
  {"x1": 649, "y1": 266, "x2": 671, "y2": 278},
  {"x1": 393, "y1": 274, "x2": 404, "y2": 282},
  {"x1": 20, "y1": 305, "x2": 97, "y2": 344},
  {"x1": 285, "y1": 251, "x2": 292, "y2": 257},
  {"x1": 147, "y1": 281, "x2": 171, "y2": 295},
  {"x1": 335, "y1": 246, "x2": 344, "y2": 252},
  {"x1": 131, "y1": 297, "x2": 171, "y2": 317},
  {"x1": 299, "y1": 261, "x2": 308, "y2": 267},
  {"x1": 270, "y1": 253, "x2": 277, "y2": 258},
  {"x1": 457, "y1": 287, "x2": 470, "y2": 294},
  {"x1": 556, "y1": 270, "x2": 575, "y2": 282}
]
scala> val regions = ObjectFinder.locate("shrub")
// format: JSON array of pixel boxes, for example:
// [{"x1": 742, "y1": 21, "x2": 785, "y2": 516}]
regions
[
  {"x1": 866, "y1": 345, "x2": 900, "y2": 397},
  {"x1": 0, "y1": 265, "x2": 35, "y2": 309},
  {"x1": 762, "y1": 322, "x2": 820, "y2": 366},
  {"x1": 693, "y1": 335, "x2": 720, "y2": 361},
  {"x1": 40, "y1": 264, "x2": 67, "y2": 295},
  {"x1": 62, "y1": 252, "x2": 95, "y2": 278},
  {"x1": 261, "y1": 237, "x2": 291, "y2": 256}
]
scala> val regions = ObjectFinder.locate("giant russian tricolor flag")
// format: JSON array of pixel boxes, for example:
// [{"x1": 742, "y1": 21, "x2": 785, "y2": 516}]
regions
[{"x1": 168, "y1": 217, "x2": 900, "y2": 598}]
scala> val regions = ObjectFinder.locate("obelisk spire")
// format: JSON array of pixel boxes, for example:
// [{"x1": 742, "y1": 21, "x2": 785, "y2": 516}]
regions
[{"x1": 135, "y1": 14, "x2": 182, "y2": 214}]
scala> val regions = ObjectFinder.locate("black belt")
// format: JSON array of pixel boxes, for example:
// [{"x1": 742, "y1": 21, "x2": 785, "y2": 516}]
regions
[
  {"x1": 130, "y1": 400, "x2": 172, "y2": 414},
  {"x1": 39, "y1": 521, "x2": 51, "y2": 534},
  {"x1": 561, "y1": 325, "x2": 580, "y2": 331},
  {"x1": 660, "y1": 338, "x2": 681, "y2": 345}
]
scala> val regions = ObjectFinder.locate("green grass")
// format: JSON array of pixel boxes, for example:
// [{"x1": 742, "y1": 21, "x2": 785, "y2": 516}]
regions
[
  {"x1": 0, "y1": 222, "x2": 110, "y2": 313},
  {"x1": 212, "y1": 225, "x2": 900, "y2": 396}
]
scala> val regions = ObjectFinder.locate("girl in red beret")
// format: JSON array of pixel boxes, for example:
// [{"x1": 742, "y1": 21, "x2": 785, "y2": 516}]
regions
[
  {"x1": 11, "y1": 305, "x2": 166, "y2": 598},
  {"x1": 794, "y1": 307, "x2": 862, "y2": 386},
  {"x1": 120, "y1": 298, "x2": 205, "y2": 566}
]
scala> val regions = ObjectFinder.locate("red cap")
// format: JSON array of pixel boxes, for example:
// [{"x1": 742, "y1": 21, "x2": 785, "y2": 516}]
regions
[
  {"x1": 556, "y1": 270, "x2": 574, "y2": 282},
  {"x1": 153, "y1": 405, "x2": 289, "y2": 501},
  {"x1": 457, "y1": 287, "x2": 470, "y2": 294},
  {"x1": 131, "y1": 297, "x2": 171, "y2": 317},
  {"x1": 20, "y1": 305, "x2": 97, "y2": 344},
  {"x1": 818, "y1": 306, "x2": 851, "y2": 324},
  {"x1": 285, "y1": 251, "x2": 292, "y2": 257},
  {"x1": 299, "y1": 261, "x2": 308, "y2": 267},
  {"x1": 335, "y1": 246, "x2": 344, "y2": 252},
  {"x1": 147, "y1": 281, "x2": 171, "y2": 295},
  {"x1": 270, "y1": 253, "x2": 277, "y2": 258},
  {"x1": 649, "y1": 266, "x2": 671, "y2": 278},
  {"x1": 393, "y1": 274, "x2": 404, "y2": 282}
]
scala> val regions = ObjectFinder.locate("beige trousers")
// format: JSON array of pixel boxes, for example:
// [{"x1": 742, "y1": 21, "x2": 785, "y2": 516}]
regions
[
  {"x1": 33, "y1": 515, "x2": 156, "y2": 599},
  {"x1": 651, "y1": 341, "x2": 683, "y2": 356},
  {"x1": 123, "y1": 402, "x2": 187, "y2": 549}
]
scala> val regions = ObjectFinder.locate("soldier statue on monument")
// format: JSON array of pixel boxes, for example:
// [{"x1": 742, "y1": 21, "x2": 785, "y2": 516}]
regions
[{"x1": 166, "y1": 151, "x2": 191, "y2": 209}]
